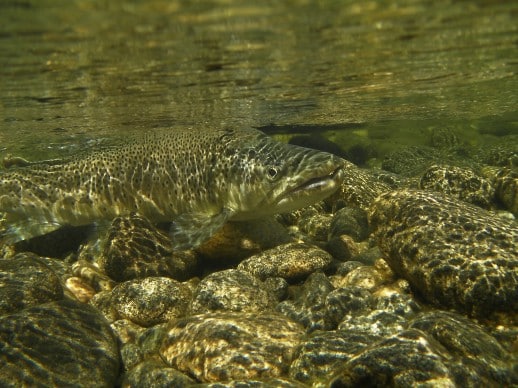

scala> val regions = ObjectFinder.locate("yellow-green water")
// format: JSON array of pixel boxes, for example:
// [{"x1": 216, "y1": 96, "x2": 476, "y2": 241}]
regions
[{"x1": 1, "y1": 0, "x2": 517, "y2": 161}]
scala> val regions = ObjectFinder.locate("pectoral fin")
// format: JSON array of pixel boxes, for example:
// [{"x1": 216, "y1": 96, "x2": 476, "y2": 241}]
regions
[
  {"x1": 0, "y1": 217, "x2": 62, "y2": 245},
  {"x1": 170, "y1": 209, "x2": 232, "y2": 250}
]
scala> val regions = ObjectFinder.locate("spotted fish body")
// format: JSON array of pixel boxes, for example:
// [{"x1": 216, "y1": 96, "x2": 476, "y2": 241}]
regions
[{"x1": 0, "y1": 128, "x2": 344, "y2": 248}]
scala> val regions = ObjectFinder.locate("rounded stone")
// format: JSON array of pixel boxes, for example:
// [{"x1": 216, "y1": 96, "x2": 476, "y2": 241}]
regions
[
  {"x1": 0, "y1": 299, "x2": 119, "y2": 387},
  {"x1": 329, "y1": 207, "x2": 369, "y2": 241},
  {"x1": 0, "y1": 253, "x2": 64, "y2": 315},
  {"x1": 490, "y1": 167, "x2": 518, "y2": 215},
  {"x1": 122, "y1": 359, "x2": 195, "y2": 388},
  {"x1": 276, "y1": 272, "x2": 335, "y2": 332},
  {"x1": 99, "y1": 213, "x2": 198, "y2": 282},
  {"x1": 237, "y1": 242, "x2": 333, "y2": 282},
  {"x1": 111, "y1": 277, "x2": 192, "y2": 326},
  {"x1": 409, "y1": 310, "x2": 517, "y2": 386},
  {"x1": 297, "y1": 212, "x2": 333, "y2": 242},
  {"x1": 328, "y1": 329, "x2": 455, "y2": 387},
  {"x1": 190, "y1": 269, "x2": 277, "y2": 314},
  {"x1": 326, "y1": 161, "x2": 392, "y2": 210},
  {"x1": 419, "y1": 164, "x2": 495, "y2": 208},
  {"x1": 290, "y1": 331, "x2": 380, "y2": 384},
  {"x1": 160, "y1": 312, "x2": 304, "y2": 383},
  {"x1": 369, "y1": 189, "x2": 518, "y2": 317},
  {"x1": 382, "y1": 146, "x2": 442, "y2": 177}
]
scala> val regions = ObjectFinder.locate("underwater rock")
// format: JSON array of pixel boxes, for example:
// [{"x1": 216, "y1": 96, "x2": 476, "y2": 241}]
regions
[
  {"x1": 72, "y1": 259, "x2": 115, "y2": 292},
  {"x1": 297, "y1": 210, "x2": 333, "y2": 243},
  {"x1": 290, "y1": 331, "x2": 381, "y2": 384},
  {"x1": 122, "y1": 359, "x2": 195, "y2": 388},
  {"x1": 0, "y1": 253, "x2": 64, "y2": 315},
  {"x1": 382, "y1": 146, "x2": 443, "y2": 177},
  {"x1": 419, "y1": 164, "x2": 495, "y2": 208},
  {"x1": 430, "y1": 126, "x2": 460, "y2": 149},
  {"x1": 276, "y1": 272, "x2": 335, "y2": 332},
  {"x1": 160, "y1": 312, "x2": 304, "y2": 382},
  {"x1": 190, "y1": 377, "x2": 308, "y2": 387},
  {"x1": 190, "y1": 269, "x2": 277, "y2": 314},
  {"x1": 119, "y1": 323, "x2": 169, "y2": 372},
  {"x1": 474, "y1": 142, "x2": 518, "y2": 167},
  {"x1": 110, "y1": 277, "x2": 192, "y2": 326},
  {"x1": 409, "y1": 310, "x2": 517, "y2": 386},
  {"x1": 99, "y1": 213, "x2": 198, "y2": 282},
  {"x1": 328, "y1": 207, "x2": 369, "y2": 242},
  {"x1": 237, "y1": 242, "x2": 333, "y2": 282},
  {"x1": 326, "y1": 234, "x2": 365, "y2": 261},
  {"x1": 483, "y1": 166, "x2": 518, "y2": 215},
  {"x1": 330, "y1": 262, "x2": 390, "y2": 291},
  {"x1": 327, "y1": 161, "x2": 391, "y2": 210},
  {"x1": 0, "y1": 298, "x2": 119, "y2": 387},
  {"x1": 327, "y1": 329, "x2": 455, "y2": 387},
  {"x1": 196, "y1": 218, "x2": 294, "y2": 262},
  {"x1": 369, "y1": 189, "x2": 518, "y2": 317}
]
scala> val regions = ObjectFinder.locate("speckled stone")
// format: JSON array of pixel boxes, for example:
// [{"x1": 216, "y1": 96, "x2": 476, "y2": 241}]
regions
[
  {"x1": 0, "y1": 298, "x2": 119, "y2": 387},
  {"x1": 474, "y1": 142, "x2": 518, "y2": 167},
  {"x1": 98, "y1": 213, "x2": 198, "y2": 282},
  {"x1": 191, "y1": 377, "x2": 308, "y2": 387},
  {"x1": 328, "y1": 207, "x2": 369, "y2": 242},
  {"x1": 419, "y1": 164, "x2": 495, "y2": 208},
  {"x1": 190, "y1": 269, "x2": 277, "y2": 314},
  {"x1": 297, "y1": 211, "x2": 333, "y2": 242},
  {"x1": 276, "y1": 272, "x2": 335, "y2": 332},
  {"x1": 336, "y1": 282, "x2": 420, "y2": 338},
  {"x1": 237, "y1": 242, "x2": 333, "y2": 282},
  {"x1": 328, "y1": 329, "x2": 455, "y2": 387},
  {"x1": 160, "y1": 312, "x2": 304, "y2": 382},
  {"x1": 430, "y1": 126, "x2": 460, "y2": 149},
  {"x1": 290, "y1": 331, "x2": 381, "y2": 384},
  {"x1": 327, "y1": 161, "x2": 391, "y2": 210},
  {"x1": 486, "y1": 167, "x2": 518, "y2": 215},
  {"x1": 110, "y1": 277, "x2": 192, "y2": 326},
  {"x1": 409, "y1": 310, "x2": 517, "y2": 386},
  {"x1": 0, "y1": 253, "x2": 64, "y2": 315},
  {"x1": 369, "y1": 189, "x2": 518, "y2": 317},
  {"x1": 122, "y1": 359, "x2": 195, "y2": 388},
  {"x1": 89, "y1": 290, "x2": 119, "y2": 323},
  {"x1": 120, "y1": 323, "x2": 169, "y2": 372},
  {"x1": 382, "y1": 146, "x2": 443, "y2": 177}
]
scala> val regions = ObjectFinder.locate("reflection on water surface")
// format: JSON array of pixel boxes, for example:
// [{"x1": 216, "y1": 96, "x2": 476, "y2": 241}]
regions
[{"x1": 0, "y1": 0, "x2": 516, "y2": 159}]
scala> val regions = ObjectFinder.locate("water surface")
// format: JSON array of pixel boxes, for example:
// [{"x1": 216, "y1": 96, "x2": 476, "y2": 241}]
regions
[{"x1": 1, "y1": 0, "x2": 516, "y2": 161}]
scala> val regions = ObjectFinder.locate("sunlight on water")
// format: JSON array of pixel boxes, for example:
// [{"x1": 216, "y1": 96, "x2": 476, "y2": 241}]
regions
[{"x1": 0, "y1": 0, "x2": 516, "y2": 160}]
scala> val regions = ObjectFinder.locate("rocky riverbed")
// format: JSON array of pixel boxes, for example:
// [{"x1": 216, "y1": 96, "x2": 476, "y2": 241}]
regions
[{"x1": 0, "y1": 134, "x2": 516, "y2": 387}]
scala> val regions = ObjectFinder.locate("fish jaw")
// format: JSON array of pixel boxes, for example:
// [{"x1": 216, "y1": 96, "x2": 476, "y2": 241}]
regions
[{"x1": 273, "y1": 163, "x2": 344, "y2": 213}]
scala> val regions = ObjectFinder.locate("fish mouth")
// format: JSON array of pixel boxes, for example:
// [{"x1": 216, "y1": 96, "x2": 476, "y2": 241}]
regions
[
  {"x1": 275, "y1": 165, "x2": 344, "y2": 211},
  {"x1": 288, "y1": 165, "x2": 343, "y2": 195}
]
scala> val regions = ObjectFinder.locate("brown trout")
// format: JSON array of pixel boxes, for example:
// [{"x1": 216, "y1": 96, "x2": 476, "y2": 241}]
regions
[{"x1": 0, "y1": 128, "x2": 344, "y2": 249}]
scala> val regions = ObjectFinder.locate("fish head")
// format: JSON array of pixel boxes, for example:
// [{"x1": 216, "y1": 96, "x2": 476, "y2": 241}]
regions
[{"x1": 222, "y1": 129, "x2": 345, "y2": 219}]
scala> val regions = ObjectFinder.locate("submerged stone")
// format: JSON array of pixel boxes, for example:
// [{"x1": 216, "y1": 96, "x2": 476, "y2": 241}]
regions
[
  {"x1": 160, "y1": 312, "x2": 304, "y2": 382},
  {"x1": 0, "y1": 253, "x2": 64, "y2": 315},
  {"x1": 190, "y1": 269, "x2": 277, "y2": 314},
  {"x1": 237, "y1": 242, "x2": 333, "y2": 282},
  {"x1": 0, "y1": 298, "x2": 119, "y2": 387},
  {"x1": 369, "y1": 189, "x2": 518, "y2": 317}
]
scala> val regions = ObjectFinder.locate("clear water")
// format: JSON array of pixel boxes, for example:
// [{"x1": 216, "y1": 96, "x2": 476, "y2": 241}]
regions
[{"x1": 1, "y1": 0, "x2": 517, "y2": 162}]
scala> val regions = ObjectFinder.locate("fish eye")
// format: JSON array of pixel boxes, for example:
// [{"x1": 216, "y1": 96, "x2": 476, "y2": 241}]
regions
[{"x1": 267, "y1": 167, "x2": 278, "y2": 180}]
